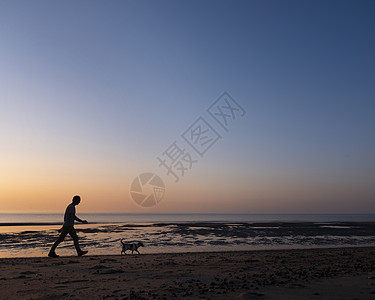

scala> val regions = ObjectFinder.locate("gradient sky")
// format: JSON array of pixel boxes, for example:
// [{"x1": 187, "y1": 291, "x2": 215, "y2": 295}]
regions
[{"x1": 0, "y1": 0, "x2": 374, "y2": 213}]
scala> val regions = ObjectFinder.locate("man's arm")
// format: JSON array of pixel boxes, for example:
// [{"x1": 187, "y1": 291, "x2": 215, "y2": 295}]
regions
[
  {"x1": 74, "y1": 215, "x2": 88, "y2": 224},
  {"x1": 68, "y1": 205, "x2": 88, "y2": 224}
]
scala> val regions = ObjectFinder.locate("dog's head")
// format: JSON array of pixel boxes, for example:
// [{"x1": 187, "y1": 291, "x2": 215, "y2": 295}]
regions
[{"x1": 138, "y1": 242, "x2": 144, "y2": 247}]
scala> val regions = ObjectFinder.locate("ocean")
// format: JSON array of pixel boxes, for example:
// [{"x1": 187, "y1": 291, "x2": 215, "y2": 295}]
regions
[
  {"x1": 1, "y1": 213, "x2": 375, "y2": 258},
  {"x1": 2, "y1": 213, "x2": 375, "y2": 224}
]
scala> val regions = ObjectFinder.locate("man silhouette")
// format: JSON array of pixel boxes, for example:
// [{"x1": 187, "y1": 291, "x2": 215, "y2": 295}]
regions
[{"x1": 48, "y1": 195, "x2": 88, "y2": 257}]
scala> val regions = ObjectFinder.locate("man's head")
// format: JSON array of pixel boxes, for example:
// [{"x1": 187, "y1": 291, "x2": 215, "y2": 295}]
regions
[{"x1": 72, "y1": 195, "x2": 81, "y2": 205}]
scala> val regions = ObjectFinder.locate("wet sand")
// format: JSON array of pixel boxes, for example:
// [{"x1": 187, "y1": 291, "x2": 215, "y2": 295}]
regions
[
  {"x1": 3, "y1": 222, "x2": 375, "y2": 257},
  {"x1": 1, "y1": 247, "x2": 375, "y2": 299}
]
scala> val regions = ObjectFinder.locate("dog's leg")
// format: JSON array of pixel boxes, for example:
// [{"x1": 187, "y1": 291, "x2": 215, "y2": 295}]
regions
[{"x1": 136, "y1": 250, "x2": 140, "y2": 254}]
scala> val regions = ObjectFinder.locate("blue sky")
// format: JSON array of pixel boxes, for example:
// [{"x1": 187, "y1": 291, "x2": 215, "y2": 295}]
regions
[{"x1": 0, "y1": 1, "x2": 374, "y2": 213}]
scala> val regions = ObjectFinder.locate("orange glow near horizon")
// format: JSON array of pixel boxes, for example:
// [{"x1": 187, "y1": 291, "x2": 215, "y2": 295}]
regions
[
  {"x1": 2, "y1": 161, "x2": 374, "y2": 214},
  {"x1": 1, "y1": 134, "x2": 375, "y2": 214}
]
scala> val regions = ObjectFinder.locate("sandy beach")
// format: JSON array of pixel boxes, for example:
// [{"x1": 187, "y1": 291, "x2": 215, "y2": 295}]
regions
[{"x1": 1, "y1": 247, "x2": 375, "y2": 299}]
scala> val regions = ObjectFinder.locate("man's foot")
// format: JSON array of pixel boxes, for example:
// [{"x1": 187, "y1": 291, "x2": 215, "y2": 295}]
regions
[
  {"x1": 78, "y1": 250, "x2": 88, "y2": 257},
  {"x1": 48, "y1": 251, "x2": 59, "y2": 258}
]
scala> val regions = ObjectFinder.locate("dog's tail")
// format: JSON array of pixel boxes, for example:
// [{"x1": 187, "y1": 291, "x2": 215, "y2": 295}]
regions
[{"x1": 121, "y1": 239, "x2": 125, "y2": 246}]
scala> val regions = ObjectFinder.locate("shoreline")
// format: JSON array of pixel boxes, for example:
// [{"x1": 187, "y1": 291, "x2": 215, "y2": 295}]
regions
[
  {"x1": 2, "y1": 221, "x2": 375, "y2": 259},
  {"x1": 2, "y1": 243, "x2": 375, "y2": 260},
  {"x1": 1, "y1": 246, "x2": 375, "y2": 299},
  {"x1": 1, "y1": 244, "x2": 375, "y2": 260}
]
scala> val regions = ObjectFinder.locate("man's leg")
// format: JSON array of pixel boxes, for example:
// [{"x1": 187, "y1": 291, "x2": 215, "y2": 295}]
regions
[
  {"x1": 69, "y1": 228, "x2": 87, "y2": 255},
  {"x1": 49, "y1": 229, "x2": 68, "y2": 254}
]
